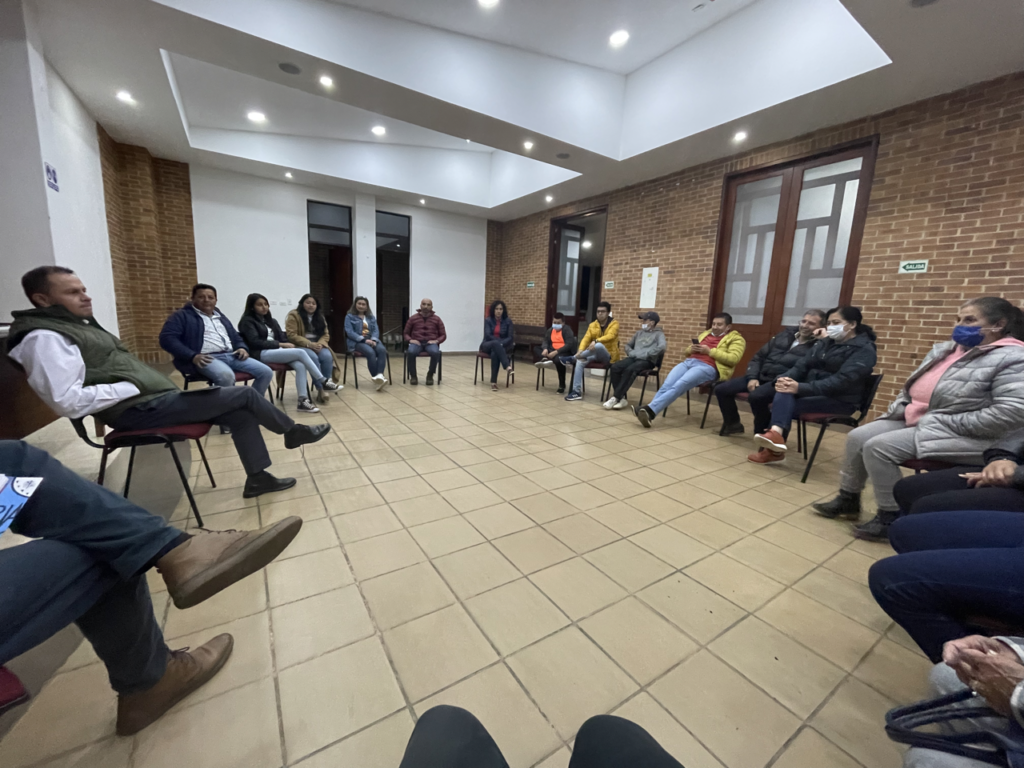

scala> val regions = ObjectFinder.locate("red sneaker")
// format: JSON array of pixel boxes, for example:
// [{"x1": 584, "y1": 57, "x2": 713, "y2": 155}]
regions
[
  {"x1": 747, "y1": 448, "x2": 785, "y2": 464},
  {"x1": 0, "y1": 666, "x2": 29, "y2": 716},
  {"x1": 753, "y1": 430, "x2": 788, "y2": 454}
]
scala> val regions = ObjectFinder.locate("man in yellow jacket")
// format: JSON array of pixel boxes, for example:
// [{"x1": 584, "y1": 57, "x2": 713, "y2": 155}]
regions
[
  {"x1": 561, "y1": 301, "x2": 620, "y2": 402},
  {"x1": 633, "y1": 312, "x2": 746, "y2": 428}
]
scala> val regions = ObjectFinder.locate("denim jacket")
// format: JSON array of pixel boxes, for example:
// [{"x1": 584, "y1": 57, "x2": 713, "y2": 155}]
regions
[{"x1": 344, "y1": 313, "x2": 380, "y2": 352}]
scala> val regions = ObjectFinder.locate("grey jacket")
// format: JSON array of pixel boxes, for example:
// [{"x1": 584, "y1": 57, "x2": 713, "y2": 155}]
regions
[
  {"x1": 624, "y1": 327, "x2": 666, "y2": 361},
  {"x1": 880, "y1": 340, "x2": 1024, "y2": 459}
]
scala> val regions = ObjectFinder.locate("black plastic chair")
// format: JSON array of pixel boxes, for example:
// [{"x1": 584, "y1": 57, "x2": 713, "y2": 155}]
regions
[
  {"x1": 635, "y1": 353, "x2": 665, "y2": 412},
  {"x1": 795, "y1": 373, "x2": 884, "y2": 484},
  {"x1": 71, "y1": 417, "x2": 214, "y2": 527},
  {"x1": 402, "y1": 344, "x2": 443, "y2": 384},
  {"x1": 343, "y1": 347, "x2": 393, "y2": 390},
  {"x1": 687, "y1": 377, "x2": 724, "y2": 429}
]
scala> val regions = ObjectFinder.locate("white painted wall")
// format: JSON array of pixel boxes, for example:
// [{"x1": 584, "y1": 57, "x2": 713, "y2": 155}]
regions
[{"x1": 46, "y1": 62, "x2": 118, "y2": 333}]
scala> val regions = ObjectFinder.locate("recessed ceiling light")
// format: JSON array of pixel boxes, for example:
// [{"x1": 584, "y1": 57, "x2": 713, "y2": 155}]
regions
[
  {"x1": 419, "y1": 198, "x2": 426, "y2": 204},
  {"x1": 116, "y1": 90, "x2": 134, "y2": 103},
  {"x1": 609, "y1": 30, "x2": 630, "y2": 48},
  {"x1": 285, "y1": 172, "x2": 293, "y2": 178},
  {"x1": 582, "y1": 240, "x2": 592, "y2": 249},
  {"x1": 466, "y1": 138, "x2": 471, "y2": 143},
  {"x1": 371, "y1": 125, "x2": 386, "y2": 136},
  {"x1": 319, "y1": 75, "x2": 333, "y2": 87},
  {"x1": 523, "y1": 141, "x2": 534, "y2": 150},
  {"x1": 545, "y1": 195, "x2": 553, "y2": 203},
  {"x1": 279, "y1": 62, "x2": 302, "y2": 75},
  {"x1": 556, "y1": 152, "x2": 571, "y2": 160},
  {"x1": 478, "y1": 0, "x2": 499, "y2": 7},
  {"x1": 247, "y1": 111, "x2": 266, "y2": 123},
  {"x1": 733, "y1": 130, "x2": 748, "y2": 142}
]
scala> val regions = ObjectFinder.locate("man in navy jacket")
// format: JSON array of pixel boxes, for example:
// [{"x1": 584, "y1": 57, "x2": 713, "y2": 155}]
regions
[{"x1": 159, "y1": 284, "x2": 273, "y2": 396}]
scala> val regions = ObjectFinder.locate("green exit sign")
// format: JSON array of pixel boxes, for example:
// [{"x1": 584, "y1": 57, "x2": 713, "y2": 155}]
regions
[
  {"x1": 526, "y1": 281, "x2": 535, "y2": 288},
  {"x1": 898, "y1": 260, "x2": 929, "y2": 274}
]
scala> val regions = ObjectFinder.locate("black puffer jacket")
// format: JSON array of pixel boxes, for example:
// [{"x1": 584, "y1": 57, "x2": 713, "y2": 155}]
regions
[
  {"x1": 745, "y1": 327, "x2": 818, "y2": 383},
  {"x1": 238, "y1": 313, "x2": 288, "y2": 361},
  {"x1": 780, "y1": 331, "x2": 877, "y2": 405},
  {"x1": 984, "y1": 429, "x2": 1024, "y2": 488}
]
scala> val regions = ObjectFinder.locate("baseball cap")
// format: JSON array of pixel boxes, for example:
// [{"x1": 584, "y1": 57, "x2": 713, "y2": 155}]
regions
[{"x1": 638, "y1": 311, "x2": 660, "y2": 324}]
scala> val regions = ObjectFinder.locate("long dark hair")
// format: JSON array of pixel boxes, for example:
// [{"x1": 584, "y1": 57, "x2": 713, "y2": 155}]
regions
[
  {"x1": 242, "y1": 293, "x2": 272, "y2": 325},
  {"x1": 296, "y1": 294, "x2": 326, "y2": 337},
  {"x1": 963, "y1": 297, "x2": 1024, "y2": 341},
  {"x1": 488, "y1": 299, "x2": 509, "y2": 321},
  {"x1": 348, "y1": 296, "x2": 374, "y2": 318},
  {"x1": 826, "y1": 306, "x2": 876, "y2": 341}
]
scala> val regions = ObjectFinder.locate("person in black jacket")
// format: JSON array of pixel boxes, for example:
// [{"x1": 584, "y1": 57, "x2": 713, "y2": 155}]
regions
[
  {"x1": 238, "y1": 293, "x2": 337, "y2": 413},
  {"x1": 748, "y1": 306, "x2": 877, "y2": 465},
  {"x1": 715, "y1": 309, "x2": 826, "y2": 435},
  {"x1": 534, "y1": 312, "x2": 577, "y2": 393},
  {"x1": 480, "y1": 300, "x2": 515, "y2": 391}
]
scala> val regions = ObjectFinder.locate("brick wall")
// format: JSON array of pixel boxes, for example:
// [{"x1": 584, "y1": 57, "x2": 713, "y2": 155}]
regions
[
  {"x1": 488, "y1": 74, "x2": 1024, "y2": 413},
  {"x1": 97, "y1": 127, "x2": 198, "y2": 363}
]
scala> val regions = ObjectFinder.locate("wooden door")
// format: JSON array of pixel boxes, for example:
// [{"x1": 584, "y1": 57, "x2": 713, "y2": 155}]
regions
[{"x1": 327, "y1": 246, "x2": 353, "y2": 344}]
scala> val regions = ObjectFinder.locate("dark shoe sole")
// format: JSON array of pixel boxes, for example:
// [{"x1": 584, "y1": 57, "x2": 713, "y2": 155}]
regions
[
  {"x1": 853, "y1": 527, "x2": 889, "y2": 542},
  {"x1": 242, "y1": 476, "x2": 297, "y2": 498},
  {"x1": 635, "y1": 407, "x2": 652, "y2": 428},
  {"x1": 719, "y1": 424, "x2": 745, "y2": 436},
  {"x1": 284, "y1": 424, "x2": 333, "y2": 450},
  {"x1": 170, "y1": 518, "x2": 303, "y2": 609},
  {"x1": 811, "y1": 503, "x2": 861, "y2": 520},
  {"x1": 0, "y1": 691, "x2": 29, "y2": 717}
]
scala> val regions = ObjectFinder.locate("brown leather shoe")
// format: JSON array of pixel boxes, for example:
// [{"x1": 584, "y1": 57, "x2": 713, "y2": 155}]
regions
[
  {"x1": 158, "y1": 517, "x2": 303, "y2": 609},
  {"x1": 116, "y1": 634, "x2": 233, "y2": 735}
]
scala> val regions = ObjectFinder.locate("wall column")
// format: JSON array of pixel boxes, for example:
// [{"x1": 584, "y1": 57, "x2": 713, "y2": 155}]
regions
[{"x1": 353, "y1": 193, "x2": 377, "y2": 305}]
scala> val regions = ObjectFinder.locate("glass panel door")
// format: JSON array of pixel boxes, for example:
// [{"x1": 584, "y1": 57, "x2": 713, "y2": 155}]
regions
[
  {"x1": 721, "y1": 175, "x2": 783, "y2": 325},
  {"x1": 556, "y1": 226, "x2": 582, "y2": 326}
]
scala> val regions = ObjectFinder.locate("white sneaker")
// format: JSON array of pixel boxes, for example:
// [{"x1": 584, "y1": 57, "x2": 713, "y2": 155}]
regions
[
  {"x1": 536, "y1": 359, "x2": 554, "y2": 368},
  {"x1": 602, "y1": 397, "x2": 618, "y2": 409},
  {"x1": 374, "y1": 374, "x2": 388, "y2": 392},
  {"x1": 612, "y1": 398, "x2": 628, "y2": 410}
]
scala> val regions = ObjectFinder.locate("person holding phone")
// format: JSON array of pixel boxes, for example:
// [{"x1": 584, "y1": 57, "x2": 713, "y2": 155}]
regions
[{"x1": 632, "y1": 313, "x2": 745, "y2": 428}]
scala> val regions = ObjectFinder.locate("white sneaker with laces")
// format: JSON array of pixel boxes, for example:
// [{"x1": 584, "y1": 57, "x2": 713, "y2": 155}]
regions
[
  {"x1": 373, "y1": 374, "x2": 387, "y2": 392},
  {"x1": 602, "y1": 397, "x2": 618, "y2": 409},
  {"x1": 612, "y1": 398, "x2": 628, "y2": 410}
]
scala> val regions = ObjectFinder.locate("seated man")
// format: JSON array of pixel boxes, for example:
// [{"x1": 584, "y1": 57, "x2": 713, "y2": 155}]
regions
[
  {"x1": 715, "y1": 309, "x2": 825, "y2": 436},
  {"x1": 8, "y1": 267, "x2": 330, "y2": 499},
  {"x1": 0, "y1": 440, "x2": 302, "y2": 734},
  {"x1": 159, "y1": 283, "x2": 272, "y2": 397},
  {"x1": 604, "y1": 312, "x2": 666, "y2": 411},
  {"x1": 632, "y1": 313, "x2": 745, "y2": 428},
  {"x1": 404, "y1": 298, "x2": 446, "y2": 386},
  {"x1": 562, "y1": 301, "x2": 620, "y2": 402},
  {"x1": 534, "y1": 312, "x2": 577, "y2": 393}
]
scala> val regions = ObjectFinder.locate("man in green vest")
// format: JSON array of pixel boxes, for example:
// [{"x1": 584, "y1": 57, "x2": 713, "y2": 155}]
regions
[{"x1": 7, "y1": 266, "x2": 331, "y2": 499}]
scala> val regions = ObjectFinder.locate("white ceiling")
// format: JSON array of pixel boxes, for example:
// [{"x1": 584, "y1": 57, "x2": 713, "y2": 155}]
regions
[
  {"x1": 32, "y1": 0, "x2": 1024, "y2": 221},
  {"x1": 329, "y1": 0, "x2": 761, "y2": 75}
]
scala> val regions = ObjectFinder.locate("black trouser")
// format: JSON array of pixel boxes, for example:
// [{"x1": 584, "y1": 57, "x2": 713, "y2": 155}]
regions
[
  {"x1": 893, "y1": 467, "x2": 1024, "y2": 515},
  {"x1": 535, "y1": 346, "x2": 567, "y2": 388},
  {"x1": 716, "y1": 378, "x2": 777, "y2": 433},
  {"x1": 398, "y1": 705, "x2": 684, "y2": 768},
  {"x1": 608, "y1": 357, "x2": 652, "y2": 400},
  {"x1": 109, "y1": 387, "x2": 295, "y2": 476},
  {"x1": 481, "y1": 340, "x2": 512, "y2": 384}
]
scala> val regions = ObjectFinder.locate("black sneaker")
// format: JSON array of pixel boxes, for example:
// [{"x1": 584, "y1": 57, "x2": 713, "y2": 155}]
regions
[
  {"x1": 556, "y1": 387, "x2": 565, "y2": 394},
  {"x1": 633, "y1": 405, "x2": 654, "y2": 429},
  {"x1": 812, "y1": 491, "x2": 861, "y2": 520},
  {"x1": 243, "y1": 471, "x2": 297, "y2": 498},
  {"x1": 409, "y1": 375, "x2": 419, "y2": 386},
  {"x1": 297, "y1": 397, "x2": 319, "y2": 413},
  {"x1": 719, "y1": 421, "x2": 745, "y2": 436},
  {"x1": 853, "y1": 510, "x2": 899, "y2": 541},
  {"x1": 426, "y1": 374, "x2": 434, "y2": 386},
  {"x1": 322, "y1": 380, "x2": 341, "y2": 392},
  {"x1": 284, "y1": 423, "x2": 332, "y2": 449},
  {"x1": 219, "y1": 425, "x2": 232, "y2": 435}
]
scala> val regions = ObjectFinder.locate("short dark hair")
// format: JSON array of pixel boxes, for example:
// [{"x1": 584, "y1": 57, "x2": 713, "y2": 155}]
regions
[
  {"x1": 803, "y1": 309, "x2": 827, "y2": 324},
  {"x1": 597, "y1": 301, "x2": 612, "y2": 312},
  {"x1": 713, "y1": 312, "x2": 733, "y2": 325},
  {"x1": 191, "y1": 283, "x2": 217, "y2": 297},
  {"x1": 553, "y1": 312, "x2": 564, "y2": 320},
  {"x1": 22, "y1": 266, "x2": 74, "y2": 305},
  {"x1": 963, "y1": 297, "x2": 1024, "y2": 340}
]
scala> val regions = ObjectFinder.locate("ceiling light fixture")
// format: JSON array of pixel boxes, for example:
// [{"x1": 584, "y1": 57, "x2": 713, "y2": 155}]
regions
[
  {"x1": 582, "y1": 241, "x2": 592, "y2": 249},
  {"x1": 279, "y1": 62, "x2": 302, "y2": 75},
  {"x1": 116, "y1": 90, "x2": 135, "y2": 104},
  {"x1": 420, "y1": 199, "x2": 426, "y2": 204},
  {"x1": 247, "y1": 111, "x2": 266, "y2": 123},
  {"x1": 609, "y1": 30, "x2": 630, "y2": 48},
  {"x1": 371, "y1": 125, "x2": 386, "y2": 136},
  {"x1": 466, "y1": 138, "x2": 471, "y2": 143},
  {"x1": 478, "y1": 0, "x2": 499, "y2": 8},
  {"x1": 545, "y1": 195, "x2": 553, "y2": 203},
  {"x1": 285, "y1": 172, "x2": 293, "y2": 178},
  {"x1": 319, "y1": 75, "x2": 333, "y2": 87},
  {"x1": 733, "y1": 130, "x2": 748, "y2": 142},
  {"x1": 523, "y1": 140, "x2": 534, "y2": 150}
]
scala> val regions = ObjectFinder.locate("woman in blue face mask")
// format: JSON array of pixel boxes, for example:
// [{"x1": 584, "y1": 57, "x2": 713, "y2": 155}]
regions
[{"x1": 813, "y1": 296, "x2": 1024, "y2": 542}]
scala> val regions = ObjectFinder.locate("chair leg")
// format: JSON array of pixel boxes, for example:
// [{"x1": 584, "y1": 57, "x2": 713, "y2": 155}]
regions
[
  {"x1": 507, "y1": 357, "x2": 514, "y2": 388},
  {"x1": 474, "y1": 356, "x2": 480, "y2": 385},
  {"x1": 168, "y1": 439, "x2": 203, "y2": 528},
  {"x1": 801, "y1": 423, "x2": 830, "y2": 484},
  {"x1": 122, "y1": 445, "x2": 137, "y2": 498},
  {"x1": 536, "y1": 366, "x2": 541, "y2": 391},
  {"x1": 387, "y1": 353, "x2": 393, "y2": 385},
  {"x1": 97, "y1": 447, "x2": 110, "y2": 487},
  {"x1": 342, "y1": 354, "x2": 348, "y2": 386},
  {"x1": 796, "y1": 420, "x2": 802, "y2": 454},
  {"x1": 602, "y1": 368, "x2": 610, "y2": 401},
  {"x1": 195, "y1": 438, "x2": 216, "y2": 489},
  {"x1": 353, "y1": 356, "x2": 359, "y2": 390},
  {"x1": 700, "y1": 386, "x2": 715, "y2": 430},
  {"x1": 686, "y1": 390, "x2": 690, "y2": 416}
]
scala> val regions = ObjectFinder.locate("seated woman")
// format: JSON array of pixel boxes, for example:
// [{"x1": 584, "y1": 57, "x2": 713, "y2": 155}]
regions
[
  {"x1": 344, "y1": 296, "x2": 389, "y2": 392},
  {"x1": 813, "y1": 297, "x2": 1024, "y2": 541},
  {"x1": 238, "y1": 293, "x2": 333, "y2": 412},
  {"x1": 285, "y1": 294, "x2": 342, "y2": 403},
  {"x1": 893, "y1": 429, "x2": 1024, "y2": 517},
  {"x1": 480, "y1": 300, "x2": 514, "y2": 392},
  {"x1": 748, "y1": 306, "x2": 876, "y2": 463}
]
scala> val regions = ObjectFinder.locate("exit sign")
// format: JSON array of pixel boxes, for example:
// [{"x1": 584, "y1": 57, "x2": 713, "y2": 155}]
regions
[{"x1": 898, "y1": 259, "x2": 929, "y2": 274}]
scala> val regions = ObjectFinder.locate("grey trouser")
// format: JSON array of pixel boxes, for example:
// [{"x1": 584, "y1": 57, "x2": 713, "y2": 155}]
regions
[{"x1": 839, "y1": 420, "x2": 984, "y2": 512}]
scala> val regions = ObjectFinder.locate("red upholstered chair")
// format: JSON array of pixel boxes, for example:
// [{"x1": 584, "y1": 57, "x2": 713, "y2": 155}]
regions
[
  {"x1": 71, "y1": 418, "x2": 214, "y2": 528},
  {"x1": 474, "y1": 350, "x2": 515, "y2": 387},
  {"x1": 402, "y1": 344, "x2": 443, "y2": 384},
  {"x1": 343, "y1": 348, "x2": 393, "y2": 390},
  {"x1": 264, "y1": 362, "x2": 290, "y2": 401}
]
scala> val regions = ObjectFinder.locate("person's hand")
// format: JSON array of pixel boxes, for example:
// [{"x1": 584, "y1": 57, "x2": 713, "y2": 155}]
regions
[
  {"x1": 812, "y1": 328, "x2": 828, "y2": 339},
  {"x1": 368, "y1": 339, "x2": 377, "y2": 347},
  {"x1": 688, "y1": 344, "x2": 701, "y2": 354},
  {"x1": 973, "y1": 460, "x2": 1019, "y2": 488},
  {"x1": 192, "y1": 353, "x2": 214, "y2": 368},
  {"x1": 747, "y1": 380, "x2": 759, "y2": 393},
  {"x1": 943, "y1": 635, "x2": 1005, "y2": 667},
  {"x1": 311, "y1": 343, "x2": 323, "y2": 352},
  {"x1": 234, "y1": 348, "x2": 249, "y2": 360},
  {"x1": 944, "y1": 637, "x2": 1024, "y2": 716},
  {"x1": 280, "y1": 342, "x2": 295, "y2": 349},
  {"x1": 588, "y1": 342, "x2": 596, "y2": 351},
  {"x1": 775, "y1": 377, "x2": 799, "y2": 394}
]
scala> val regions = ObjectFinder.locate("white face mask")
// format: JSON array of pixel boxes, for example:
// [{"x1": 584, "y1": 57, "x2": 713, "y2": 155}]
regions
[
  {"x1": 641, "y1": 323, "x2": 650, "y2": 331},
  {"x1": 551, "y1": 323, "x2": 562, "y2": 330},
  {"x1": 825, "y1": 323, "x2": 848, "y2": 340}
]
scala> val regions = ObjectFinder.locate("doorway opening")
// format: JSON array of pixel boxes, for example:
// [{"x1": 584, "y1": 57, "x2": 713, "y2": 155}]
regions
[
  {"x1": 545, "y1": 208, "x2": 608, "y2": 336},
  {"x1": 307, "y1": 200, "x2": 352, "y2": 343},
  {"x1": 375, "y1": 211, "x2": 410, "y2": 348}
]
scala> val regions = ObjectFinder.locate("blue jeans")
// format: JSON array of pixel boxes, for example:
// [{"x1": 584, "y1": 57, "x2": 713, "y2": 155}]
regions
[
  {"x1": 260, "y1": 347, "x2": 325, "y2": 398},
  {"x1": 570, "y1": 343, "x2": 611, "y2": 393},
  {"x1": 648, "y1": 359, "x2": 717, "y2": 414},
  {"x1": 869, "y1": 510, "x2": 1024, "y2": 662},
  {"x1": 198, "y1": 352, "x2": 273, "y2": 396},
  {"x1": 1, "y1": 441, "x2": 176, "y2": 693},
  {"x1": 354, "y1": 342, "x2": 389, "y2": 377},
  {"x1": 303, "y1": 346, "x2": 335, "y2": 381},
  {"x1": 407, "y1": 343, "x2": 440, "y2": 377},
  {"x1": 766, "y1": 392, "x2": 856, "y2": 435}
]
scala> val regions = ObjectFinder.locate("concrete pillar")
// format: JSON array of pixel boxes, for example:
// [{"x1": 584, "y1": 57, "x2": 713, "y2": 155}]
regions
[{"x1": 352, "y1": 193, "x2": 377, "y2": 305}]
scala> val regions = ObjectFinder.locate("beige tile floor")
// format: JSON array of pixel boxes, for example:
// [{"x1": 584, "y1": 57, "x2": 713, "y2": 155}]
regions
[{"x1": 1, "y1": 357, "x2": 934, "y2": 768}]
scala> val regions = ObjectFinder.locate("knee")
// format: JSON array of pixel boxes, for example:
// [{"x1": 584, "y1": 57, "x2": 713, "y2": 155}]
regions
[
  {"x1": 414, "y1": 704, "x2": 482, "y2": 735},
  {"x1": 574, "y1": 715, "x2": 638, "y2": 752},
  {"x1": 867, "y1": 555, "x2": 901, "y2": 601},
  {"x1": 206, "y1": 369, "x2": 234, "y2": 387}
]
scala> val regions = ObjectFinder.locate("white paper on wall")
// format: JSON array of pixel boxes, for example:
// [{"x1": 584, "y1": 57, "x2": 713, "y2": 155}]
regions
[{"x1": 639, "y1": 267, "x2": 659, "y2": 308}]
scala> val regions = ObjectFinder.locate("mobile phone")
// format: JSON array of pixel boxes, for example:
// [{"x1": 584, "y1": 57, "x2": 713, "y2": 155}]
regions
[{"x1": 691, "y1": 338, "x2": 700, "y2": 345}]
